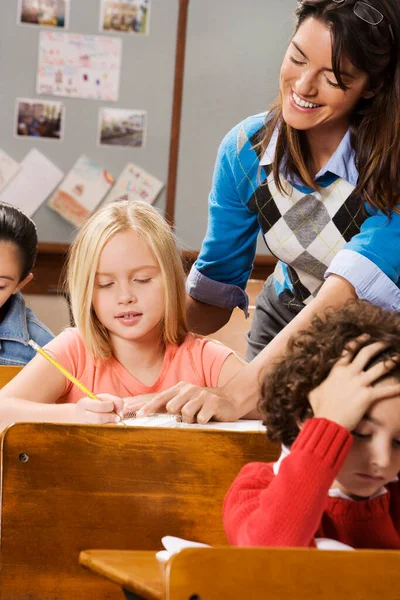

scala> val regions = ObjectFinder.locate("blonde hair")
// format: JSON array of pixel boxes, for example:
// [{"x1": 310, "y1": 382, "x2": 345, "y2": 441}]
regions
[{"x1": 66, "y1": 201, "x2": 188, "y2": 359}]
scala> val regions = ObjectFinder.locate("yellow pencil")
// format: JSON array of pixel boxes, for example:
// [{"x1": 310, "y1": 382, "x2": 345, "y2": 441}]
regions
[
  {"x1": 28, "y1": 340, "x2": 178, "y2": 425},
  {"x1": 28, "y1": 339, "x2": 99, "y2": 400}
]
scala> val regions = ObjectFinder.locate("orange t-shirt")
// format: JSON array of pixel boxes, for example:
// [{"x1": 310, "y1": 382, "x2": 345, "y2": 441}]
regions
[{"x1": 44, "y1": 328, "x2": 233, "y2": 403}]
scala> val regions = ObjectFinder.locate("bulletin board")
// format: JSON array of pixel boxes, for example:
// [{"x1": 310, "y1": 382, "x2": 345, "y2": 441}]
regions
[{"x1": 0, "y1": 0, "x2": 178, "y2": 242}]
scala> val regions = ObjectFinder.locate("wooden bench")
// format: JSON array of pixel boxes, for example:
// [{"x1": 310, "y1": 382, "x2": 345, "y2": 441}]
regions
[
  {"x1": 0, "y1": 422, "x2": 277, "y2": 600},
  {"x1": 80, "y1": 546, "x2": 400, "y2": 600}
]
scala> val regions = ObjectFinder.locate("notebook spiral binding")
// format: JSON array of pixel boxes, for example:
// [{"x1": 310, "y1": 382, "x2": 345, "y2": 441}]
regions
[{"x1": 123, "y1": 411, "x2": 183, "y2": 422}]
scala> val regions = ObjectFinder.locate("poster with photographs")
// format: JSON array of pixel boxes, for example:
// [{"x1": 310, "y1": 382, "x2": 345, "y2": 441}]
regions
[
  {"x1": 105, "y1": 162, "x2": 163, "y2": 205},
  {"x1": 98, "y1": 108, "x2": 147, "y2": 148},
  {"x1": 15, "y1": 98, "x2": 65, "y2": 141},
  {"x1": 48, "y1": 155, "x2": 114, "y2": 227},
  {"x1": 18, "y1": 0, "x2": 69, "y2": 29},
  {"x1": 37, "y1": 32, "x2": 122, "y2": 101},
  {"x1": 100, "y1": 0, "x2": 150, "y2": 35}
]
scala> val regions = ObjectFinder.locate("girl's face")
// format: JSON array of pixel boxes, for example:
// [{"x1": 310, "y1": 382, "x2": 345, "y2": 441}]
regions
[
  {"x1": 92, "y1": 229, "x2": 165, "y2": 350},
  {"x1": 0, "y1": 241, "x2": 32, "y2": 310},
  {"x1": 280, "y1": 17, "x2": 372, "y2": 138},
  {"x1": 334, "y1": 380, "x2": 400, "y2": 500}
]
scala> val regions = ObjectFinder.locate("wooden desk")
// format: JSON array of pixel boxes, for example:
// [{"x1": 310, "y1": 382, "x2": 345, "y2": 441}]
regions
[
  {"x1": 80, "y1": 550, "x2": 162, "y2": 600},
  {"x1": 0, "y1": 423, "x2": 277, "y2": 599},
  {"x1": 80, "y1": 546, "x2": 400, "y2": 600}
]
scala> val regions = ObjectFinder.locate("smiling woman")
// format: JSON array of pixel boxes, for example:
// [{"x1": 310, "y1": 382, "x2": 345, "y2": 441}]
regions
[{"x1": 135, "y1": 0, "x2": 400, "y2": 424}]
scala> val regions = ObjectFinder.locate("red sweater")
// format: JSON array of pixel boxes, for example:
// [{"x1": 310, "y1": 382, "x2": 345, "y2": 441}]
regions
[{"x1": 223, "y1": 418, "x2": 400, "y2": 549}]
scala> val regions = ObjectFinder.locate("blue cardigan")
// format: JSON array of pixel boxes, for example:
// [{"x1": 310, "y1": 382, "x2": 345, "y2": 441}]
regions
[{"x1": 187, "y1": 113, "x2": 400, "y2": 315}]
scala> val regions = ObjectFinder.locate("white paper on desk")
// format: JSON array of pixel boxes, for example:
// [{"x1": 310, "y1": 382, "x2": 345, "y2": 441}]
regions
[
  {"x1": 156, "y1": 536, "x2": 210, "y2": 563},
  {"x1": 315, "y1": 538, "x2": 354, "y2": 551},
  {"x1": 0, "y1": 150, "x2": 20, "y2": 193},
  {"x1": 183, "y1": 420, "x2": 265, "y2": 432},
  {"x1": 119, "y1": 417, "x2": 265, "y2": 432},
  {"x1": 0, "y1": 148, "x2": 64, "y2": 216}
]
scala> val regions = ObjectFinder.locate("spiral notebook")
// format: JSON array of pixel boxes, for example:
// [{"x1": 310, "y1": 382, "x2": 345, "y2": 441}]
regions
[{"x1": 119, "y1": 413, "x2": 265, "y2": 431}]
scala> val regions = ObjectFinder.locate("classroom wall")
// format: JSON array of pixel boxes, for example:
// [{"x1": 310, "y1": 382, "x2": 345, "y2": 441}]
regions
[
  {"x1": 0, "y1": 0, "x2": 296, "y2": 254},
  {"x1": 25, "y1": 294, "x2": 71, "y2": 335},
  {"x1": 174, "y1": 0, "x2": 296, "y2": 255}
]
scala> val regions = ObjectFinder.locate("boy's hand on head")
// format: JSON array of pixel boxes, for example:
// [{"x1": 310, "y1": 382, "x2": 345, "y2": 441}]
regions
[
  {"x1": 76, "y1": 393, "x2": 124, "y2": 425},
  {"x1": 308, "y1": 337, "x2": 400, "y2": 431},
  {"x1": 129, "y1": 382, "x2": 240, "y2": 423}
]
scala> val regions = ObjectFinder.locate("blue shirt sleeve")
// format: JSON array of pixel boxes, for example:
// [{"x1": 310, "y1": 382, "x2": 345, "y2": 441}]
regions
[
  {"x1": 325, "y1": 208, "x2": 400, "y2": 310},
  {"x1": 187, "y1": 122, "x2": 261, "y2": 312}
]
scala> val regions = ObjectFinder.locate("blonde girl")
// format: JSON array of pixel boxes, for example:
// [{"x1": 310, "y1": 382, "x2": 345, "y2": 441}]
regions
[{"x1": 0, "y1": 201, "x2": 244, "y2": 428}]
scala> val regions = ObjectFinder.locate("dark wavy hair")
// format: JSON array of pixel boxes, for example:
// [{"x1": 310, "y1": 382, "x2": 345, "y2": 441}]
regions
[
  {"x1": 0, "y1": 202, "x2": 38, "y2": 280},
  {"x1": 261, "y1": 0, "x2": 400, "y2": 215},
  {"x1": 260, "y1": 300, "x2": 400, "y2": 447}
]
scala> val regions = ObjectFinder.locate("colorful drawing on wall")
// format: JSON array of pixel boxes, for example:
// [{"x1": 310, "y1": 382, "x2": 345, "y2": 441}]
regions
[
  {"x1": 15, "y1": 98, "x2": 65, "y2": 140},
  {"x1": 37, "y1": 32, "x2": 122, "y2": 101},
  {"x1": 105, "y1": 162, "x2": 163, "y2": 205},
  {"x1": 100, "y1": 0, "x2": 150, "y2": 35},
  {"x1": 48, "y1": 155, "x2": 114, "y2": 227},
  {"x1": 98, "y1": 108, "x2": 147, "y2": 148},
  {"x1": 0, "y1": 150, "x2": 20, "y2": 194},
  {"x1": 18, "y1": 0, "x2": 69, "y2": 29}
]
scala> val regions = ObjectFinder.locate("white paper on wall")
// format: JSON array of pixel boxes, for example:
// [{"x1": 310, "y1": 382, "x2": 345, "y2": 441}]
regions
[
  {"x1": 37, "y1": 31, "x2": 122, "y2": 101},
  {"x1": 0, "y1": 148, "x2": 64, "y2": 216},
  {"x1": 48, "y1": 154, "x2": 114, "y2": 227},
  {"x1": 0, "y1": 150, "x2": 20, "y2": 193},
  {"x1": 104, "y1": 162, "x2": 163, "y2": 205}
]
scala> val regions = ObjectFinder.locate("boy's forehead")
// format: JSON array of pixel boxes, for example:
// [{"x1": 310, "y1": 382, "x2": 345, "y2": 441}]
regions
[{"x1": 368, "y1": 388, "x2": 400, "y2": 429}]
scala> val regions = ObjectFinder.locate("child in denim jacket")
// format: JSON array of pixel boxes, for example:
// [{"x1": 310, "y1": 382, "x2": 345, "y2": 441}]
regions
[{"x1": 0, "y1": 202, "x2": 53, "y2": 365}]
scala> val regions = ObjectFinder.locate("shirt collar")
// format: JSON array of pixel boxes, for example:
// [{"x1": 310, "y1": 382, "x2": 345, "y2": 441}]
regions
[
  {"x1": 260, "y1": 126, "x2": 358, "y2": 187},
  {"x1": 0, "y1": 292, "x2": 29, "y2": 343}
]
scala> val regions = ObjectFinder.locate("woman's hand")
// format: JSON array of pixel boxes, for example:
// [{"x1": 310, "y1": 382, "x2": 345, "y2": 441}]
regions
[
  {"x1": 122, "y1": 383, "x2": 241, "y2": 424},
  {"x1": 308, "y1": 337, "x2": 400, "y2": 431},
  {"x1": 75, "y1": 393, "x2": 124, "y2": 425}
]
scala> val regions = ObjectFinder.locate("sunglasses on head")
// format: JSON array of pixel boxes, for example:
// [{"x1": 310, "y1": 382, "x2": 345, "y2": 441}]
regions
[{"x1": 331, "y1": 0, "x2": 394, "y2": 40}]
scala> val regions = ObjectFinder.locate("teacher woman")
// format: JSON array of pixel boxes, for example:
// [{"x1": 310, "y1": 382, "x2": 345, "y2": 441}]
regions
[{"x1": 132, "y1": 0, "x2": 400, "y2": 421}]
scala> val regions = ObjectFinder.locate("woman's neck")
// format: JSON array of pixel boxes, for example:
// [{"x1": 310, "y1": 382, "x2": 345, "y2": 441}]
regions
[{"x1": 305, "y1": 121, "x2": 348, "y2": 176}]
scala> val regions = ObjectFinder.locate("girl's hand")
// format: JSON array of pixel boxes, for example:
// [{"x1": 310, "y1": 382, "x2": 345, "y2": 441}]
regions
[
  {"x1": 122, "y1": 383, "x2": 240, "y2": 423},
  {"x1": 122, "y1": 394, "x2": 157, "y2": 416},
  {"x1": 308, "y1": 337, "x2": 400, "y2": 431},
  {"x1": 75, "y1": 393, "x2": 124, "y2": 425}
]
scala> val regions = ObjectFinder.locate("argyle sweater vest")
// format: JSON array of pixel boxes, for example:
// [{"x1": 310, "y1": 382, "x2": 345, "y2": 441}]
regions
[{"x1": 246, "y1": 127, "x2": 368, "y2": 312}]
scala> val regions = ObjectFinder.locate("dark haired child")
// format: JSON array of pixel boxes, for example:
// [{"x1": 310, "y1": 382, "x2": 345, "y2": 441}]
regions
[
  {"x1": 0, "y1": 202, "x2": 53, "y2": 365},
  {"x1": 223, "y1": 300, "x2": 400, "y2": 549}
]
